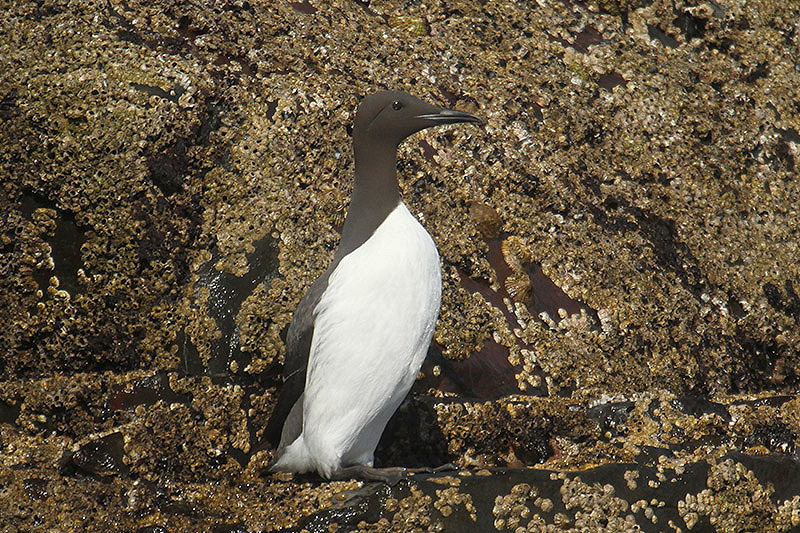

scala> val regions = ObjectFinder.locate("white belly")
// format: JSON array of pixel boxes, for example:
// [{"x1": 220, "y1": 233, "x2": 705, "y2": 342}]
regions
[{"x1": 296, "y1": 202, "x2": 441, "y2": 477}]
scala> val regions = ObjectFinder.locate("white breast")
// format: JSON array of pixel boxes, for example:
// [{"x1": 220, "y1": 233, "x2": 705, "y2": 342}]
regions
[{"x1": 288, "y1": 202, "x2": 441, "y2": 478}]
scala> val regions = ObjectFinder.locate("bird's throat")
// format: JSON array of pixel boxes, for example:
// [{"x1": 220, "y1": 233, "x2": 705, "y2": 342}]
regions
[{"x1": 336, "y1": 144, "x2": 402, "y2": 261}]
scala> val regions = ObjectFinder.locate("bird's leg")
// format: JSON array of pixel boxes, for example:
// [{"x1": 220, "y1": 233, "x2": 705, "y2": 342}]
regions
[
  {"x1": 331, "y1": 465, "x2": 409, "y2": 485},
  {"x1": 425, "y1": 462, "x2": 459, "y2": 473},
  {"x1": 330, "y1": 463, "x2": 458, "y2": 486}
]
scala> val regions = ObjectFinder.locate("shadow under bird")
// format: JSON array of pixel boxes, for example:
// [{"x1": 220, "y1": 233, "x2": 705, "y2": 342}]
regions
[{"x1": 262, "y1": 90, "x2": 481, "y2": 482}]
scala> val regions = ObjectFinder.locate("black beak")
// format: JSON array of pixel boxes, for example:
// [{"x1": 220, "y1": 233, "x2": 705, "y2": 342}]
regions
[{"x1": 415, "y1": 109, "x2": 482, "y2": 125}]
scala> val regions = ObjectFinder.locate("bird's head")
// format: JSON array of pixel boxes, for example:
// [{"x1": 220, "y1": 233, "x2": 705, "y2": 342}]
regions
[{"x1": 353, "y1": 90, "x2": 481, "y2": 149}]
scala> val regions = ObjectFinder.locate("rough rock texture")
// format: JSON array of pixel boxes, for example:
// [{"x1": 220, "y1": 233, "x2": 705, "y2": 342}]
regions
[{"x1": 1, "y1": 0, "x2": 799, "y2": 530}]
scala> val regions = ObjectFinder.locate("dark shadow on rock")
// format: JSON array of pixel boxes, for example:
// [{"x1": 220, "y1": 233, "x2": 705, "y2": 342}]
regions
[
  {"x1": 375, "y1": 395, "x2": 450, "y2": 470},
  {"x1": 59, "y1": 432, "x2": 128, "y2": 478},
  {"x1": 100, "y1": 372, "x2": 191, "y2": 421},
  {"x1": 586, "y1": 400, "x2": 635, "y2": 438},
  {"x1": 0, "y1": 399, "x2": 21, "y2": 426},
  {"x1": 20, "y1": 190, "x2": 87, "y2": 300},
  {"x1": 294, "y1": 483, "x2": 393, "y2": 533},
  {"x1": 193, "y1": 234, "x2": 279, "y2": 376},
  {"x1": 417, "y1": 342, "x2": 525, "y2": 400}
]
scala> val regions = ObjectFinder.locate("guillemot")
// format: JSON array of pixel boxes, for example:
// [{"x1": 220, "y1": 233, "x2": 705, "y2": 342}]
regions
[{"x1": 263, "y1": 90, "x2": 481, "y2": 481}]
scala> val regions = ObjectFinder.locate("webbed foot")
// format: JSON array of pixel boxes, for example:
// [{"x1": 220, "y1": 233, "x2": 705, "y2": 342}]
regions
[{"x1": 330, "y1": 463, "x2": 458, "y2": 486}]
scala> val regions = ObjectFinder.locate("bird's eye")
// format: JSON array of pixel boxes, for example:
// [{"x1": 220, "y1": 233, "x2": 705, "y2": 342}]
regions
[{"x1": 392, "y1": 100, "x2": 403, "y2": 110}]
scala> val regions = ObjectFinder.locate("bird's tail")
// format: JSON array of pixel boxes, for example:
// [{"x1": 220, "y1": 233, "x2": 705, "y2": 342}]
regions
[{"x1": 268, "y1": 436, "x2": 314, "y2": 474}]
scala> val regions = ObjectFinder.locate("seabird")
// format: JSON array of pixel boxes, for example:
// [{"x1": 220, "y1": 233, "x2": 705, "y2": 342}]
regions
[{"x1": 263, "y1": 90, "x2": 481, "y2": 481}]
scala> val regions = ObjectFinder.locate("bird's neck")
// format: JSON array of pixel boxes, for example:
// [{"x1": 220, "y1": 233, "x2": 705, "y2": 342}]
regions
[
  {"x1": 352, "y1": 143, "x2": 401, "y2": 213},
  {"x1": 336, "y1": 142, "x2": 402, "y2": 260}
]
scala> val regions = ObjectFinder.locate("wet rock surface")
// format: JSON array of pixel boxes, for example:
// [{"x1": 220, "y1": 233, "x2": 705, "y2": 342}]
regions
[{"x1": 2, "y1": 0, "x2": 799, "y2": 530}]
